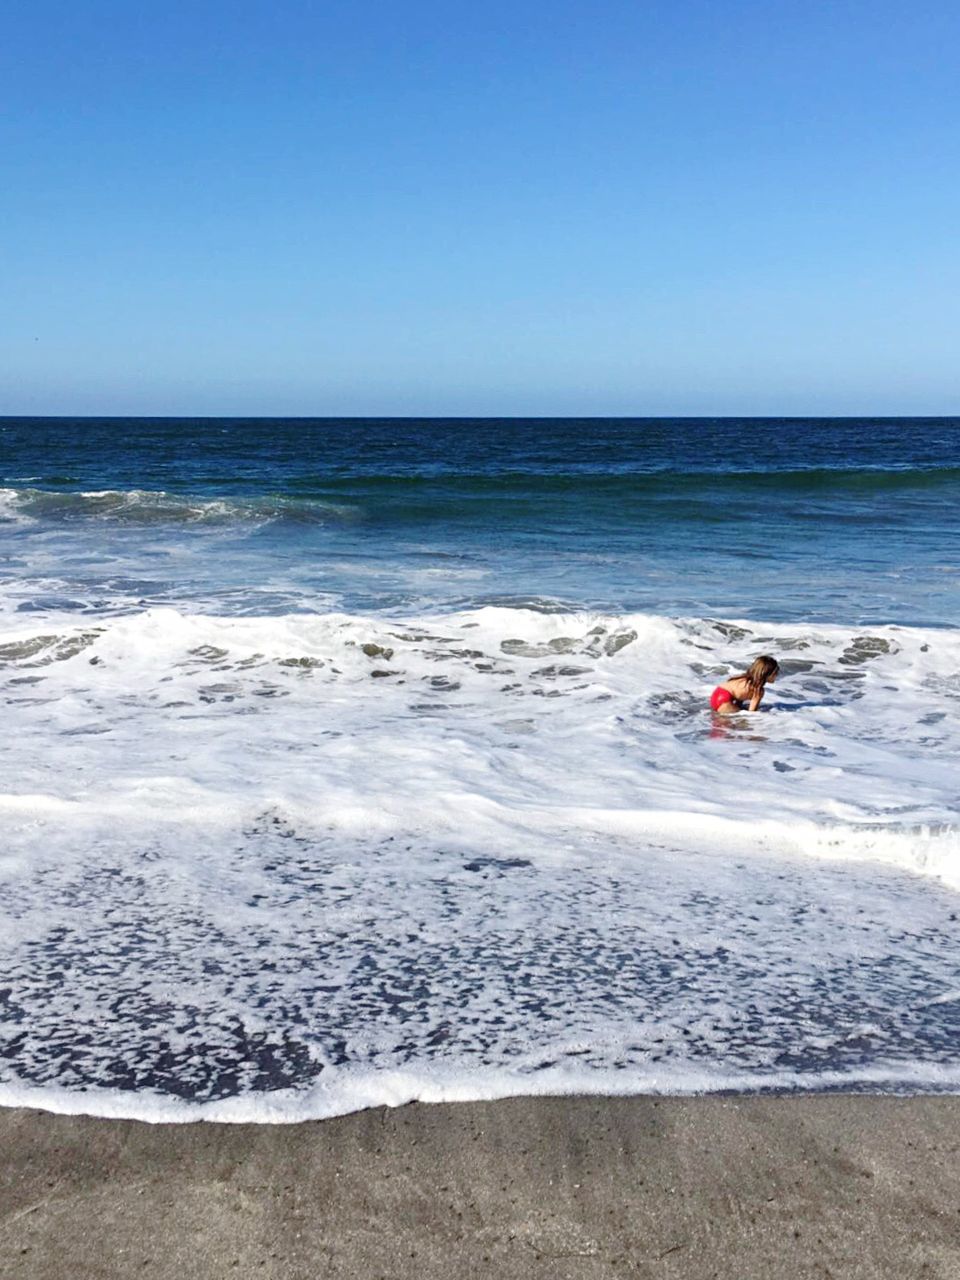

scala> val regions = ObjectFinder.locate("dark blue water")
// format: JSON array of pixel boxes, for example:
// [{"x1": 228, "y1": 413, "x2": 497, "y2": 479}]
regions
[{"x1": 2, "y1": 417, "x2": 958, "y2": 624}]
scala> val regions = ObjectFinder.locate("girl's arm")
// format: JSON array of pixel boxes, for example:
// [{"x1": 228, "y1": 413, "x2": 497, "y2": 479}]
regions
[{"x1": 748, "y1": 687, "x2": 764, "y2": 712}]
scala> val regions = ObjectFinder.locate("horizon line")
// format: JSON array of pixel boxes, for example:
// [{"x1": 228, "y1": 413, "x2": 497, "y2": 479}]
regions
[{"x1": 2, "y1": 413, "x2": 958, "y2": 423}]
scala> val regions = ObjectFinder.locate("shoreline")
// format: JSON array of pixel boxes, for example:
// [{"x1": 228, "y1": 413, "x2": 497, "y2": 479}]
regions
[{"x1": 3, "y1": 1094, "x2": 959, "y2": 1278}]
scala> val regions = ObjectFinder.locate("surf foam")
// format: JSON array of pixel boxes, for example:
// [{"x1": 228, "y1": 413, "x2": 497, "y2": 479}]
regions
[{"x1": 2, "y1": 604, "x2": 959, "y2": 1120}]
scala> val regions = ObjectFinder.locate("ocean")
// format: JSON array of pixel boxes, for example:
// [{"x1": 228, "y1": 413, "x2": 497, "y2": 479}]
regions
[{"x1": 1, "y1": 416, "x2": 959, "y2": 1121}]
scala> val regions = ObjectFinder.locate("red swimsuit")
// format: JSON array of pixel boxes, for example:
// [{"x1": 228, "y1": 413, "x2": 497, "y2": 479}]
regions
[{"x1": 710, "y1": 685, "x2": 738, "y2": 711}]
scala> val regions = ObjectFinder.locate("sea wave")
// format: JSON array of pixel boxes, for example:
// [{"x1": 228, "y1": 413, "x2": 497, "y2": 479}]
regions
[
  {"x1": 0, "y1": 486, "x2": 360, "y2": 526},
  {"x1": 1, "y1": 462, "x2": 958, "y2": 530}
]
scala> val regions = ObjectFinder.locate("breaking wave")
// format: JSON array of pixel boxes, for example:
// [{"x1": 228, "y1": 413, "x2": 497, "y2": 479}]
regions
[
  {"x1": 2, "y1": 461, "x2": 958, "y2": 533},
  {"x1": 0, "y1": 486, "x2": 359, "y2": 526}
]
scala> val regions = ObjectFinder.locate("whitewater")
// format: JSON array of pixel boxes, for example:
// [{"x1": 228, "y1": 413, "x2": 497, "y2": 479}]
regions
[{"x1": 1, "y1": 417, "x2": 959, "y2": 1122}]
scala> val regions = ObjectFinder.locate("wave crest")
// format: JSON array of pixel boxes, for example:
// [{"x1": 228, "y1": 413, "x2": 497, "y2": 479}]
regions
[
  {"x1": 2, "y1": 461, "x2": 959, "y2": 531},
  {"x1": 0, "y1": 486, "x2": 359, "y2": 527}
]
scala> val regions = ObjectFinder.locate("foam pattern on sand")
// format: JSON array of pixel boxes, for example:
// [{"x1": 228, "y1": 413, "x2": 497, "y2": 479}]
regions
[{"x1": 2, "y1": 605, "x2": 960, "y2": 1119}]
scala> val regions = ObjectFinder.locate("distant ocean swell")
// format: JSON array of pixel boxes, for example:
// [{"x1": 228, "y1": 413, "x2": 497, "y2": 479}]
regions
[{"x1": 2, "y1": 464, "x2": 957, "y2": 531}]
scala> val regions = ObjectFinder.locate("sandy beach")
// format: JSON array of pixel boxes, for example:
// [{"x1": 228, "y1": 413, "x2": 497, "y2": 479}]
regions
[{"x1": 2, "y1": 1094, "x2": 959, "y2": 1278}]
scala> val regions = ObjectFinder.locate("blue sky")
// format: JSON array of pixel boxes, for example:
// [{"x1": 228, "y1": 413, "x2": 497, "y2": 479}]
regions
[{"x1": 2, "y1": 0, "x2": 958, "y2": 415}]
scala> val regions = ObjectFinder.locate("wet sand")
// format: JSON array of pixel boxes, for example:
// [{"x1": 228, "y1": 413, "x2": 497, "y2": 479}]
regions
[{"x1": 2, "y1": 1095, "x2": 959, "y2": 1278}]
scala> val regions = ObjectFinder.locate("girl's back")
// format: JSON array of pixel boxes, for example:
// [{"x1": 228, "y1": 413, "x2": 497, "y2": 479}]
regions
[{"x1": 723, "y1": 675, "x2": 752, "y2": 700}]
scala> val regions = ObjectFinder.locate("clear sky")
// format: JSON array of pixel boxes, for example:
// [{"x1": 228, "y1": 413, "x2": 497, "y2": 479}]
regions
[{"x1": 2, "y1": 0, "x2": 959, "y2": 416}]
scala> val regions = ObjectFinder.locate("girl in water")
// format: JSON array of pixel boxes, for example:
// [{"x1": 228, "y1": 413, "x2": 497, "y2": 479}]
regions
[{"x1": 710, "y1": 655, "x2": 780, "y2": 714}]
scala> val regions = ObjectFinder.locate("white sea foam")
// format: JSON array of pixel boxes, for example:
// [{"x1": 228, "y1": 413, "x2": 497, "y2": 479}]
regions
[
  {"x1": 2, "y1": 603, "x2": 959, "y2": 1119},
  {"x1": 0, "y1": 485, "x2": 358, "y2": 526},
  {"x1": 1, "y1": 604, "x2": 957, "y2": 847},
  {"x1": 0, "y1": 487, "x2": 33, "y2": 525},
  {"x1": 6, "y1": 1059, "x2": 960, "y2": 1127}
]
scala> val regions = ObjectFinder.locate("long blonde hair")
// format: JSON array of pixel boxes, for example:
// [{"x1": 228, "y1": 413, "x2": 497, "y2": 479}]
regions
[{"x1": 744, "y1": 655, "x2": 779, "y2": 694}]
